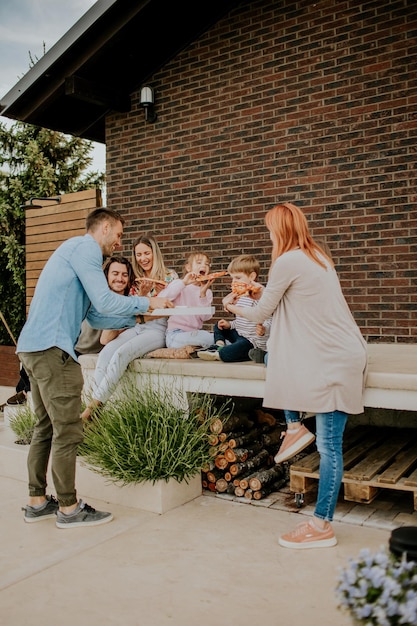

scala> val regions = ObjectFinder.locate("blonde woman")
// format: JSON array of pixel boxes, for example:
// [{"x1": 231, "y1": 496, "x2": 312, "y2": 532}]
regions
[{"x1": 81, "y1": 234, "x2": 177, "y2": 420}]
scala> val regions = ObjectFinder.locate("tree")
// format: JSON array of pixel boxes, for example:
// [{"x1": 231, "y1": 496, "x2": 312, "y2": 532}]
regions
[{"x1": 0, "y1": 121, "x2": 105, "y2": 344}]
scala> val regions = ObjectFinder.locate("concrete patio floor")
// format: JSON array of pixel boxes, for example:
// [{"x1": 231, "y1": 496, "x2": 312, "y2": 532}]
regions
[
  {"x1": 0, "y1": 472, "x2": 398, "y2": 626},
  {"x1": 1, "y1": 385, "x2": 416, "y2": 626}
]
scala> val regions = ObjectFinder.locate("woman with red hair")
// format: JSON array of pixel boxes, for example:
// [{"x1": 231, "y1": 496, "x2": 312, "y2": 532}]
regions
[{"x1": 225, "y1": 202, "x2": 367, "y2": 549}]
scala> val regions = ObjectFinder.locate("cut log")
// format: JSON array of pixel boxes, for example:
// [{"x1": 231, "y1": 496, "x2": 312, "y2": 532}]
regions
[
  {"x1": 239, "y1": 477, "x2": 250, "y2": 490},
  {"x1": 228, "y1": 428, "x2": 261, "y2": 449},
  {"x1": 234, "y1": 486, "x2": 246, "y2": 497},
  {"x1": 229, "y1": 449, "x2": 270, "y2": 478},
  {"x1": 252, "y1": 478, "x2": 287, "y2": 500},
  {"x1": 224, "y1": 442, "x2": 264, "y2": 463},
  {"x1": 238, "y1": 461, "x2": 274, "y2": 490},
  {"x1": 255, "y1": 409, "x2": 276, "y2": 427},
  {"x1": 224, "y1": 448, "x2": 242, "y2": 463},
  {"x1": 248, "y1": 465, "x2": 286, "y2": 491},
  {"x1": 222, "y1": 412, "x2": 255, "y2": 433},
  {"x1": 214, "y1": 455, "x2": 229, "y2": 470},
  {"x1": 215, "y1": 478, "x2": 229, "y2": 493},
  {"x1": 261, "y1": 427, "x2": 286, "y2": 448},
  {"x1": 206, "y1": 468, "x2": 225, "y2": 483},
  {"x1": 209, "y1": 418, "x2": 223, "y2": 434},
  {"x1": 207, "y1": 433, "x2": 219, "y2": 446}
]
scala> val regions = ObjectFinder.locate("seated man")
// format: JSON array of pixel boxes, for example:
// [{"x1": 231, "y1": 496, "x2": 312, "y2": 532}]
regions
[
  {"x1": 75, "y1": 255, "x2": 135, "y2": 356},
  {"x1": 1, "y1": 256, "x2": 135, "y2": 411}
]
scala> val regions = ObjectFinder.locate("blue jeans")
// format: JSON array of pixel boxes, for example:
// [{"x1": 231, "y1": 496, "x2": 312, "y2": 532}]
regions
[
  {"x1": 284, "y1": 409, "x2": 348, "y2": 522},
  {"x1": 213, "y1": 325, "x2": 253, "y2": 362},
  {"x1": 166, "y1": 328, "x2": 214, "y2": 349},
  {"x1": 93, "y1": 319, "x2": 167, "y2": 404}
]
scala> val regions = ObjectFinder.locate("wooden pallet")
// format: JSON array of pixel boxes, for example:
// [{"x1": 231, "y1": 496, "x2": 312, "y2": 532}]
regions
[{"x1": 290, "y1": 426, "x2": 417, "y2": 511}]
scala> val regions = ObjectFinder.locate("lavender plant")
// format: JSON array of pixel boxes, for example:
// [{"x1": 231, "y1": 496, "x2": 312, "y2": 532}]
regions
[{"x1": 335, "y1": 546, "x2": 417, "y2": 625}]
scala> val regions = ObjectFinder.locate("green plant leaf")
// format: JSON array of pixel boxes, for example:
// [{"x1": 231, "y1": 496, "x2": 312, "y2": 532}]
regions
[{"x1": 79, "y1": 376, "x2": 232, "y2": 485}]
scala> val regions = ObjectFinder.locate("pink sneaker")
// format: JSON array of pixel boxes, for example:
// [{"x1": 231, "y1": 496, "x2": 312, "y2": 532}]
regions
[
  {"x1": 279, "y1": 520, "x2": 337, "y2": 549},
  {"x1": 274, "y1": 424, "x2": 315, "y2": 464}
]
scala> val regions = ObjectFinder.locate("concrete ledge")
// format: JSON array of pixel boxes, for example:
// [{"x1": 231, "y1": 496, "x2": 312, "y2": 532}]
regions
[
  {"x1": 366, "y1": 344, "x2": 417, "y2": 391},
  {"x1": 79, "y1": 342, "x2": 417, "y2": 411}
]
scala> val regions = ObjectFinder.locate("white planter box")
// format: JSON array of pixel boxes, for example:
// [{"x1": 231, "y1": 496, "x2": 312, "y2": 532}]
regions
[
  {"x1": 0, "y1": 428, "x2": 202, "y2": 515},
  {"x1": 76, "y1": 460, "x2": 202, "y2": 514}
]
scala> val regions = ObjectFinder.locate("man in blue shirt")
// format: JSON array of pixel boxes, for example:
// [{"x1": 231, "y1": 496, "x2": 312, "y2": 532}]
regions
[{"x1": 18, "y1": 207, "x2": 173, "y2": 528}]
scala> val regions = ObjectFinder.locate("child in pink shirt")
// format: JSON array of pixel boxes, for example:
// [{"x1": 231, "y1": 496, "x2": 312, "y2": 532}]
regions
[{"x1": 159, "y1": 251, "x2": 218, "y2": 349}]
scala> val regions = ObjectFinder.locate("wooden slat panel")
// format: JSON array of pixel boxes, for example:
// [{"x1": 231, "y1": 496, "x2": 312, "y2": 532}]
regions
[
  {"x1": 344, "y1": 433, "x2": 411, "y2": 482},
  {"x1": 290, "y1": 426, "x2": 376, "y2": 473},
  {"x1": 342, "y1": 430, "x2": 388, "y2": 470},
  {"x1": 404, "y1": 469, "x2": 417, "y2": 487},
  {"x1": 290, "y1": 427, "x2": 417, "y2": 510},
  {"x1": 378, "y1": 444, "x2": 417, "y2": 485},
  {"x1": 25, "y1": 189, "x2": 102, "y2": 312},
  {"x1": 27, "y1": 218, "x2": 87, "y2": 237},
  {"x1": 26, "y1": 226, "x2": 88, "y2": 248}
]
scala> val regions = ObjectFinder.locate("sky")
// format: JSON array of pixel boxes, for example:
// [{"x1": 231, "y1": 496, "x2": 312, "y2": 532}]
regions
[{"x1": 0, "y1": 0, "x2": 106, "y2": 173}]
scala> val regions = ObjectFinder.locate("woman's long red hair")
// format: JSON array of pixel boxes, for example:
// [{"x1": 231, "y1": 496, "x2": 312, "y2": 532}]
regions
[{"x1": 265, "y1": 202, "x2": 334, "y2": 269}]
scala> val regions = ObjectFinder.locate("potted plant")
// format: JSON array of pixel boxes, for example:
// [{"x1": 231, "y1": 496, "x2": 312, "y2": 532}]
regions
[
  {"x1": 9, "y1": 405, "x2": 37, "y2": 445},
  {"x1": 77, "y1": 377, "x2": 232, "y2": 512},
  {"x1": 335, "y1": 546, "x2": 417, "y2": 625}
]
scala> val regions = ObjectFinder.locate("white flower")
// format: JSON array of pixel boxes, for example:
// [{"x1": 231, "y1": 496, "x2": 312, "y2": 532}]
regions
[{"x1": 335, "y1": 546, "x2": 417, "y2": 626}]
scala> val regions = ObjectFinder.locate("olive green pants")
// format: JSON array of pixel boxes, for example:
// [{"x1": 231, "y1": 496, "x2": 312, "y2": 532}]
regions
[{"x1": 19, "y1": 348, "x2": 84, "y2": 507}]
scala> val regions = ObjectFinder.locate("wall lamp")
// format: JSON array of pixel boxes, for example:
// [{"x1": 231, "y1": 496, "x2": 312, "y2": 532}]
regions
[
  {"x1": 20, "y1": 196, "x2": 61, "y2": 209},
  {"x1": 140, "y1": 85, "x2": 157, "y2": 123}
]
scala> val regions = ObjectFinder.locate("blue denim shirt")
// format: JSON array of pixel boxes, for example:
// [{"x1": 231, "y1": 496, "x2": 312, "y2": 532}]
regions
[{"x1": 17, "y1": 234, "x2": 150, "y2": 361}]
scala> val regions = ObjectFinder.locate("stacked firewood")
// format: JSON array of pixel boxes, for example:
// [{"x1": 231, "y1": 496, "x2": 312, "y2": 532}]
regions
[{"x1": 202, "y1": 403, "x2": 290, "y2": 500}]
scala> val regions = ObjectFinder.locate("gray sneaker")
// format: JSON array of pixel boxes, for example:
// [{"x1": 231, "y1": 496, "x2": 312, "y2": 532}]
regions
[
  {"x1": 248, "y1": 348, "x2": 267, "y2": 363},
  {"x1": 56, "y1": 499, "x2": 113, "y2": 528},
  {"x1": 22, "y1": 494, "x2": 59, "y2": 523}
]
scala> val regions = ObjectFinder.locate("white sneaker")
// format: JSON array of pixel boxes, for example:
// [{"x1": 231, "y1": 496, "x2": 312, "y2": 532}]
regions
[{"x1": 197, "y1": 348, "x2": 221, "y2": 361}]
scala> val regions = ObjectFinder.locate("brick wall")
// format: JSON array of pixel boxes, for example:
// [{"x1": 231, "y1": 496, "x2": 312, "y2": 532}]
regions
[
  {"x1": 106, "y1": 0, "x2": 417, "y2": 343},
  {"x1": 0, "y1": 346, "x2": 20, "y2": 387}
]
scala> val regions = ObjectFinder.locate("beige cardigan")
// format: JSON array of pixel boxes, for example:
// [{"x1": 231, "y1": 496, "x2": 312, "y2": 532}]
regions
[{"x1": 233, "y1": 249, "x2": 367, "y2": 414}]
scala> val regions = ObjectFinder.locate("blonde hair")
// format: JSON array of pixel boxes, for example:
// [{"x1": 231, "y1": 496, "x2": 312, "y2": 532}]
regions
[
  {"x1": 227, "y1": 254, "x2": 260, "y2": 279},
  {"x1": 131, "y1": 234, "x2": 170, "y2": 281},
  {"x1": 184, "y1": 251, "x2": 211, "y2": 275},
  {"x1": 265, "y1": 203, "x2": 334, "y2": 269}
]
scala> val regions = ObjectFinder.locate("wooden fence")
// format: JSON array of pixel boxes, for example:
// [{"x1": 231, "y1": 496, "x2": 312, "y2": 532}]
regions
[
  {"x1": 0, "y1": 188, "x2": 102, "y2": 386},
  {"x1": 25, "y1": 188, "x2": 102, "y2": 312}
]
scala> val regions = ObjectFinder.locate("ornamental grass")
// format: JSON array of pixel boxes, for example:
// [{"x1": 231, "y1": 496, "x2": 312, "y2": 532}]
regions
[
  {"x1": 79, "y1": 377, "x2": 232, "y2": 485},
  {"x1": 9, "y1": 405, "x2": 37, "y2": 445}
]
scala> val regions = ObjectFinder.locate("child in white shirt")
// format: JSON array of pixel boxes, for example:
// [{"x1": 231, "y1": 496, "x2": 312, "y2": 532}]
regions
[{"x1": 197, "y1": 254, "x2": 271, "y2": 362}]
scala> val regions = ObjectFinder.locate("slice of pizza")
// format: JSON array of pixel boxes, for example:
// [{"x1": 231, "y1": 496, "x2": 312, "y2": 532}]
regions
[
  {"x1": 231, "y1": 282, "x2": 262, "y2": 298},
  {"x1": 194, "y1": 270, "x2": 228, "y2": 282},
  {"x1": 134, "y1": 277, "x2": 168, "y2": 286}
]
